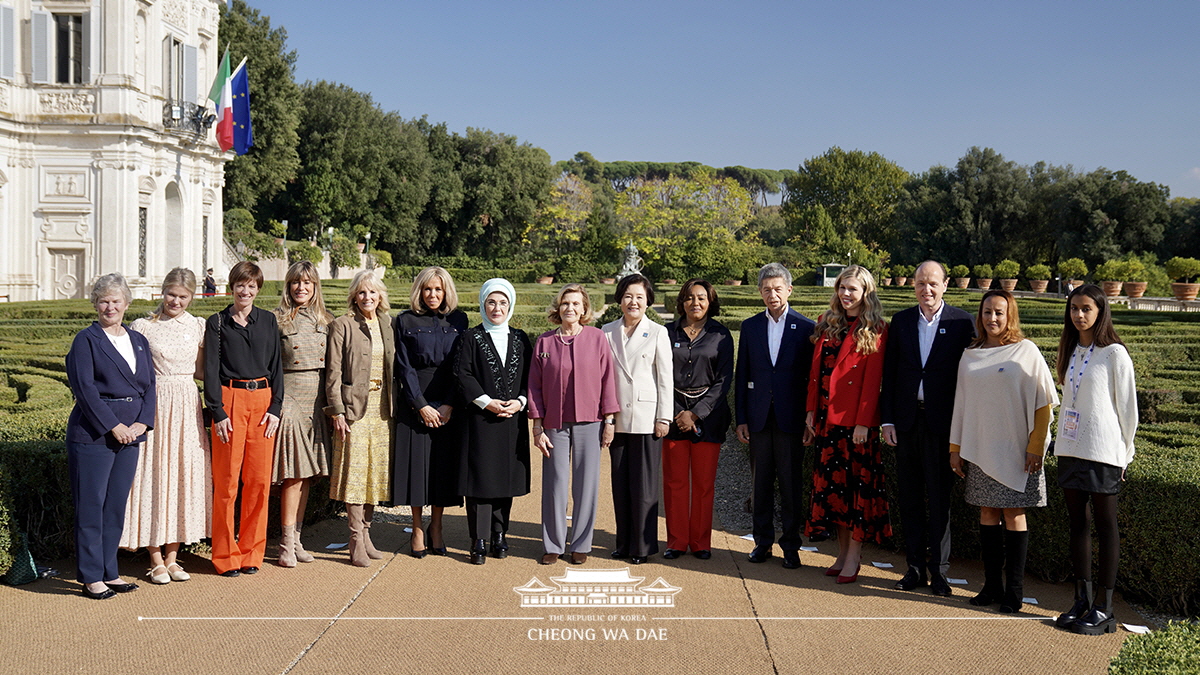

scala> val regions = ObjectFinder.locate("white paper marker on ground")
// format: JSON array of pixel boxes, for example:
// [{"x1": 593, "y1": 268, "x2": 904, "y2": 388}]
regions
[
  {"x1": 404, "y1": 527, "x2": 412, "y2": 533},
  {"x1": 1123, "y1": 624, "x2": 1151, "y2": 634},
  {"x1": 1022, "y1": 597, "x2": 1038, "y2": 605},
  {"x1": 800, "y1": 546, "x2": 818, "y2": 552},
  {"x1": 948, "y1": 578, "x2": 969, "y2": 585},
  {"x1": 872, "y1": 562, "x2": 894, "y2": 568},
  {"x1": 740, "y1": 533, "x2": 755, "y2": 541},
  {"x1": 326, "y1": 543, "x2": 348, "y2": 550}
]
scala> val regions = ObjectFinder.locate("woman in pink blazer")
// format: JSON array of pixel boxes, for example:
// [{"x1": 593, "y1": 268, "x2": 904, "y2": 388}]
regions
[
  {"x1": 804, "y1": 265, "x2": 891, "y2": 584},
  {"x1": 528, "y1": 283, "x2": 620, "y2": 565}
]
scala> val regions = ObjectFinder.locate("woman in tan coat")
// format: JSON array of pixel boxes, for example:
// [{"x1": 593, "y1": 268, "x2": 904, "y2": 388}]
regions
[{"x1": 324, "y1": 270, "x2": 396, "y2": 566}]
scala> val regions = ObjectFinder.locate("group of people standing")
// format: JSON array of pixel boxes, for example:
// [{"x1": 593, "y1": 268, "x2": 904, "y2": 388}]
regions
[{"x1": 63, "y1": 259, "x2": 1137, "y2": 635}]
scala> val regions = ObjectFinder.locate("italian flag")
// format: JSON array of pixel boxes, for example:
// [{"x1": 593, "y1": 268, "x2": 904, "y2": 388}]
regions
[{"x1": 208, "y1": 50, "x2": 233, "y2": 152}]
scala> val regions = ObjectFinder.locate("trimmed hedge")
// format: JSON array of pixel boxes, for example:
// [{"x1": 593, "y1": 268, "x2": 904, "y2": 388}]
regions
[{"x1": 1109, "y1": 621, "x2": 1200, "y2": 675}]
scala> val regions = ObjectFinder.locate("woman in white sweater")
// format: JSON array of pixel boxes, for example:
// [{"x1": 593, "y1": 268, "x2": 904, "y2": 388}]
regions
[
  {"x1": 1052, "y1": 284, "x2": 1137, "y2": 636},
  {"x1": 950, "y1": 290, "x2": 1058, "y2": 614}
]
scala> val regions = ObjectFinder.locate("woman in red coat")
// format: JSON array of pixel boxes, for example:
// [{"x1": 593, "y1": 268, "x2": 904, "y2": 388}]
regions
[{"x1": 804, "y1": 265, "x2": 891, "y2": 584}]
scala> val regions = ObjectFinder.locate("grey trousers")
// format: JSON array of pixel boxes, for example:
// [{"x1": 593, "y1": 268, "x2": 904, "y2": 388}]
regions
[{"x1": 541, "y1": 422, "x2": 602, "y2": 555}]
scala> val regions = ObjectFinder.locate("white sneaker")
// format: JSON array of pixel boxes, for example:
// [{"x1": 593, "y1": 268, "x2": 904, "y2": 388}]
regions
[
  {"x1": 147, "y1": 565, "x2": 171, "y2": 584},
  {"x1": 166, "y1": 563, "x2": 190, "y2": 582}
]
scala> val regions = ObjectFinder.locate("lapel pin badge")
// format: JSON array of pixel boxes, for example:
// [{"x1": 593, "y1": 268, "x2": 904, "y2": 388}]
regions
[
  {"x1": 790, "y1": 324, "x2": 796, "y2": 329},
  {"x1": 642, "y1": 332, "x2": 648, "y2": 338},
  {"x1": 939, "y1": 328, "x2": 946, "y2": 334},
  {"x1": 998, "y1": 367, "x2": 1005, "y2": 372}
]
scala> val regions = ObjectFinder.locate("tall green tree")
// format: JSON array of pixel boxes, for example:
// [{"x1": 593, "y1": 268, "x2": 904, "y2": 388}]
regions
[
  {"x1": 1162, "y1": 197, "x2": 1200, "y2": 260},
  {"x1": 782, "y1": 147, "x2": 909, "y2": 250},
  {"x1": 525, "y1": 173, "x2": 594, "y2": 257},
  {"x1": 947, "y1": 147, "x2": 1029, "y2": 266},
  {"x1": 218, "y1": 0, "x2": 301, "y2": 216},
  {"x1": 281, "y1": 82, "x2": 431, "y2": 258},
  {"x1": 1051, "y1": 169, "x2": 1169, "y2": 268}
]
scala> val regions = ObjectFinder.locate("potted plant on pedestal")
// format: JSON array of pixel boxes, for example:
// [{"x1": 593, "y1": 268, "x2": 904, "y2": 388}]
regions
[
  {"x1": 893, "y1": 265, "x2": 909, "y2": 286},
  {"x1": 972, "y1": 264, "x2": 993, "y2": 290},
  {"x1": 995, "y1": 259, "x2": 1021, "y2": 292},
  {"x1": 1026, "y1": 264, "x2": 1051, "y2": 293},
  {"x1": 1058, "y1": 258, "x2": 1088, "y2": 288},
  {"x1": 880, "y1": 266, "x2": 893, "y2": 286},
  {"x1": 1165, "y1": 256, "x2": 1200, "y2": 301},
  {"x1": 950, "y1": 265, "x2": 971, "y2": 289},
  {"x1": 1121, "y1": 259, "x2": 1148, "y2": 299},
  {"x1": 1094, "y1": 260, "x2": 1128, "y2": 298}
]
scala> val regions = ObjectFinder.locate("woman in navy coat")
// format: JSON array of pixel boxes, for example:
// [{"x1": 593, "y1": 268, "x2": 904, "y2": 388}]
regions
[{"x1": 66, "y1": 273, "x2": 156, "y2": 599}]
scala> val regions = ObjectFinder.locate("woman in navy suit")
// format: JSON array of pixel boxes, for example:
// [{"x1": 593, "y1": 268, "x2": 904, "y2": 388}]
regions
[{"x1": 66, "y1": 273, "x2": 156, "y2": 599}]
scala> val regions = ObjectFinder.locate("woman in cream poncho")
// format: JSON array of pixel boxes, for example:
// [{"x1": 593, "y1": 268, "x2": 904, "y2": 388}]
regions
[{"x1": 949, "y1": 289, "x2": 1058, "y2": 614}]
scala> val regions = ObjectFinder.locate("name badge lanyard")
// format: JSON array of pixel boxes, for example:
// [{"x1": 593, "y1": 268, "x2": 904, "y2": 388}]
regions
[{"x1": 1067, "y1": 343, "x2": 1095, "y2": 407}]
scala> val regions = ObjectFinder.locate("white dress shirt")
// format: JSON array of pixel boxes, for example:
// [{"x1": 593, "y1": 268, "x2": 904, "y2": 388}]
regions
[
  {"x1": 916, "y1": 301, "x2": 945, "y2": 400},
  {"x1": 766, "y1": 308, "x2": 787, "y2": 366}
]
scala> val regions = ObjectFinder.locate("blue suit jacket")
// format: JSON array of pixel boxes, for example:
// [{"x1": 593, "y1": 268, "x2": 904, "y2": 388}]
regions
[
  {"x1": 879, "y1": 303, "x2": 975, "y2": 436},
  {"x1": 735, "y1": 308, "x2": 816, "y2": 434},
  {"x1": 66, "y1": 322, "x2": 156, "y2": 447}
]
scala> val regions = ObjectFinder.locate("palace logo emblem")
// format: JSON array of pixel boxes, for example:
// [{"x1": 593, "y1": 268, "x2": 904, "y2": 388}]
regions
[{"x1": 514, "y1": 568, "x2": 681, "y2": 608}]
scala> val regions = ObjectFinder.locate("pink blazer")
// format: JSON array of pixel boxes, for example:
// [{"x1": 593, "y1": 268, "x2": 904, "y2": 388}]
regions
[{"x1": 528, "y1": 326, "x2": 620, "y2": 430}]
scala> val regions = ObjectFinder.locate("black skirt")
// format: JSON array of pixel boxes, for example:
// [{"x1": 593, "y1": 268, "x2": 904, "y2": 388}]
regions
[{"x1": 1057, "y1": 456, "x2": 1123, "y2": 495}]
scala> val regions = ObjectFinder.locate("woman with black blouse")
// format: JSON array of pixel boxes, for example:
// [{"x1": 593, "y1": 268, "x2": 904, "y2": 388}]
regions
[
  {"x1": 393, "y1": 266, "x2": 468, "y2": 557},
  {"x1": 662, "y1": 279, "x2": 734, "y2": 560}
]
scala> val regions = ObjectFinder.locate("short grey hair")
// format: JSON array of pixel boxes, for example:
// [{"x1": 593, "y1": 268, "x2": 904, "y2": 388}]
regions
[
  {"x1": 757, "y1": 262, "x2": 792, "y2": 287},
  {"x1": 90, "y1": 273, "x2": 132, "y2": 305}
]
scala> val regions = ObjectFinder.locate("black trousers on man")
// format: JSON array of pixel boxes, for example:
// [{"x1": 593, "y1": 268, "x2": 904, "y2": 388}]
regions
[
  {"x1": 750, "y1": 409, "x2": 803, "y2": 552},
  {"x1": 895, "y1": 407, "x2": 954, "y2": 576}
]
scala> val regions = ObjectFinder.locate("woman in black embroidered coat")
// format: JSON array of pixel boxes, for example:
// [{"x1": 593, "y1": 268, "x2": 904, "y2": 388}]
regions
[{"x1": 453, "y1": 278, "x2": 532, "y2": 564}]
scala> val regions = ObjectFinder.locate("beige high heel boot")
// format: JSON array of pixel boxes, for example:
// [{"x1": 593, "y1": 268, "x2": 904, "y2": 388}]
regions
[
  {"x1": 346, "y1": 504, "x2": 370, "y2": 567},
  {"x1": 293, "y1": 523, "x2": 314, "y2": 563},
  {"x1": 277, "y1": 526, "x2": 297, "y2": 568},
  {"x1": 363, "y1": 505, "x2": 384, "y2": 560}
]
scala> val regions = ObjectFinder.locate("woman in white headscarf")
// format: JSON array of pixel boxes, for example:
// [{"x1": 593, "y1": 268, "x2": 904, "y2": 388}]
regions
[{"x1": 452, "y1": 278, "x2": 533, "y2": 565}]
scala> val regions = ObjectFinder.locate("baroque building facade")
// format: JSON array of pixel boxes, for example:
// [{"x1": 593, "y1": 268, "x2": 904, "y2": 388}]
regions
[{"x1": 0, "y1": 0, "x2": 225, "y2": 301}]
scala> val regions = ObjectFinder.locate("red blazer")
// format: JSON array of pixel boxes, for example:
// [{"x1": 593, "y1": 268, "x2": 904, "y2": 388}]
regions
[{"x1": 806, "y1": 323, "x2": 888, "y2": 428}]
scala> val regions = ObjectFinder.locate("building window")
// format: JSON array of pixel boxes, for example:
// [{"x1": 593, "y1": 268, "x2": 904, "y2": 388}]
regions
[
  {"x1": 31, "y1": 10, "x2": 92, "y2": 84},
  {"x1": 162, "y1": 35, "x2": 197, "y2": 103},
  {"x1": 55, "y1": 15, "x2": 83, "y2": 84},
  {"x1": 138, "y1": 207, "x2": 147, "y2": 277}
]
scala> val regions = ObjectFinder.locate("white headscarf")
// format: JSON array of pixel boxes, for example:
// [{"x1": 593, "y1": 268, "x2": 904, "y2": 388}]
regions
[{"x1": 479, "y1": 278, "x2": 515, "y2": 364}]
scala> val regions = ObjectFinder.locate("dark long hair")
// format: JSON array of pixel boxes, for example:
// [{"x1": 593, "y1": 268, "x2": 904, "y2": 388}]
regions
[{"x1": 1056, "y1": 284, "x2": 1125, "y2": 385}]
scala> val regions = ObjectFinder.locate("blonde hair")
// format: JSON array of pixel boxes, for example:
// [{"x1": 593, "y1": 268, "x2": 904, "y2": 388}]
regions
[
  {"x1": 812, "y1": 265, "x2": 886, "y2": 355},
  {"x1": 547, "y1": 283, "x2": 595, "y2": 325},
  {"x1": 150, "y1": 267, "x2": 197, "y2": 320},
  {"x1": 347, "y1": 270, "x2": 391, "y2": 316},
  {"x1": 276, "y1": 261, "x2": 332, "y2": 330},
  {"x1": 409, "y1": 266, "x2": 458, "y2": 314}
]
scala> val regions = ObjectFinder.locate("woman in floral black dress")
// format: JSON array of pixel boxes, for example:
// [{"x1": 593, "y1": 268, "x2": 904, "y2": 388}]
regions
[{"x1": 804, "y1": 265, "x2": 891, "y2": 584}]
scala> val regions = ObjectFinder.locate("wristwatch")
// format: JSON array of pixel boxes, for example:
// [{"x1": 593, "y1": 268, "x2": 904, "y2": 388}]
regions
[{"x1": 604, "y1": 418, "x2": 615, "y2": 425}]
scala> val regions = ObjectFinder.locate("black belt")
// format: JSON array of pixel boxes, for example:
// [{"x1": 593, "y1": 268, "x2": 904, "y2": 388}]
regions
[{"x1": 226, "y1": 378, "x2": 269, "y2": 390}]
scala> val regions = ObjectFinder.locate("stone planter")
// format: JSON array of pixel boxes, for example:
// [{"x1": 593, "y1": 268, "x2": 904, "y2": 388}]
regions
[
  {"x1": 536, "y1": 276, "x2": 555, "y2": 285},
  {"x1": 600, "y1": 278, "x2": 615, "y2": 285},
  {"x1": 1100, "y1": 281, "x2": 1123, "y2": 297},
  {"x1": 975, "y1": 278, "x2": 992, "y2": 290},
  {"x1": 724, "y1": 279, "x2": 743, "y2": 286},
  {"x1": 356, "y1": 242, "x2": 366, "y2": 253},
  {"x1": 895, "y1": 277, "x2": 907, "y2": 286},
  {"x1": 662, "y1": 279, "x2": 677, "y2": 285},
  {"x1": 881, "y1": 277, "x2": 892, "y2": 286},
  {"x1": 1171, "y1": 282, "x2": 1199, "y2": 302},
  {"x1": 1123, "y1": 281, "x2": 1148, "y2": 299},
  {"x1": 1029, "y1": 280, "x2": 1049, "y2": 293},
  {"x1": 998, "y1": 278, "x2": 1018, "y2": 292},
  {"x1": 954, "y1": 277, "x2": 971, "y2": 289}
]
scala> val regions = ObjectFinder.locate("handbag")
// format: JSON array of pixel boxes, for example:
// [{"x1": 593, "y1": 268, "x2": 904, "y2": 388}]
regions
[{"x1": 2, "y1": 532, "x2": 38, "y2": 586}]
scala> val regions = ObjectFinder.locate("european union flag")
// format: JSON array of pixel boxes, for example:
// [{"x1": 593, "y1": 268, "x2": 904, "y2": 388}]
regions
[{"x1": 230, "y1": 61, "x2": 255, "y2": 156}]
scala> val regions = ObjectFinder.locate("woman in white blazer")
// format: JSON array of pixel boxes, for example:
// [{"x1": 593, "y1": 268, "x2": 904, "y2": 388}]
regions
[{"x1": 602, "y1": 273, "x2": 673, "y2": 564}]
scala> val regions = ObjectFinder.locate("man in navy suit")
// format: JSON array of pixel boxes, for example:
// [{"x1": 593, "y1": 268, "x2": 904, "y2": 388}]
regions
[
  {"x1": 881, "y1": 260, "x2": 975, "y2": 596},
  {"x1": 735, "y1": 263, "x2": 815, "y2": 568}
]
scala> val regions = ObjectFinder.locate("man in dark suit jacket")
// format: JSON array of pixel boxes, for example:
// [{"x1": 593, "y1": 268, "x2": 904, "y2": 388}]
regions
[
  {"x1": 881, "y1": 260, "x2": 975, "y2": 596},
  {"x1": 735, "y1": 263, "x2": 815, "y2": 568}
]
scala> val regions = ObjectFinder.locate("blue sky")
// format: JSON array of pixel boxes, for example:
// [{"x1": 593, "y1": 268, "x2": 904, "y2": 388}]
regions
[{"x1": 239, "y1": 0, "x2": 1200, "y2": 198}]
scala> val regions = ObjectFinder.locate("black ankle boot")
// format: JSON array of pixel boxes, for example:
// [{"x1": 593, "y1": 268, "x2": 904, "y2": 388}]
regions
[
  {"x1": 490, "y1": 532, "x2": 509, "y2": 559},
  {"x1": 998, "y1": 529, "x2": 1029, "y2": 614},
  {"x1": 970, "y1": 524, "x2": 1005, "y2": 606},
  {"x1": 470, "y1": 539, "x2": 487, "y2": 565},
  {"x1": 1056, "y1": 579, "x2": 1093, "y2": 628},
  {"x1": 1072, "y1": 587, "x2": 1116, "y2": 635}
]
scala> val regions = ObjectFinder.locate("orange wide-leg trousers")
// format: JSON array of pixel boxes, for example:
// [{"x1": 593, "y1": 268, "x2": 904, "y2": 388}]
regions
[{"x1": 210, "y1": 385, "x2": 273, "y2": 574}]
